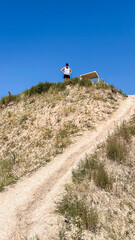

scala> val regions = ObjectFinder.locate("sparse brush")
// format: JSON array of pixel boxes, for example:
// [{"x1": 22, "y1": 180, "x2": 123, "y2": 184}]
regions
[
  {"x1": 0, "y1": 94, "x2": 20, "y2": 105},
  {"x1": 79, "y1": 78, "x2": 92, "y2": 87},
  {"x1": 27, "y1": 81, "x2": 53, "y2": 96},
  {"x1": 92, "y1": 93, "x2": 104, "y2": 101},
  {"x1": 106, "y1": 135, "x2": 128, "y2": 162},
  {"x1": 128, "y1": 114, "x2": 135, "y2": 135},
  {"x1": 95, "y1": 79, "x2": 109, "y2": 90},
  {"x1": 93, "y1": 163, "x2": 112, "y2": 190},
  {"x1": 55, "y1": 122, "x2": 78, "y2": 149},
  {"x1": 118, "y1": 89, "x2": 128, "y2": 97},
  {"x1": 68, "y1": 77, "x2": 80, "y2": 86},
  {"x1": 0, "y1": 158, "x2": 17, "y2": 191},
  {"x1": 72, "y1": 154, "x2": 112, "y2": 190},
  {"x1": 20, "y1": 114, "x2": 30, "y2": 124},
  {"x1": 117, "y1": 122, "x2": 131, "y2": 142},
  {"x1": 42, "y1": 128, "x2": 52, "y2": 140},
  {"x1": 56, "y1": 186, "x2": 98, "y2": 231},
  {"x1": 0, "y1": 78, "x2": 125, "y2": 108},
  {"x1": 52, "y1": 82, "x2": 66, "y2": 92},
  {"x1": 58, "y1": 225, "x2": 68, "y2": 240},
  {"x1": 106, "y1": 119, "x2": 135, "y2": 163}
]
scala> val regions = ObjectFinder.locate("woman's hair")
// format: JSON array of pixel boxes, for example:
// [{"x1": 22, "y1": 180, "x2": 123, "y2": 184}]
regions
[{"x1": 66, "y1": 63, "x2": 69, "y2": 66}]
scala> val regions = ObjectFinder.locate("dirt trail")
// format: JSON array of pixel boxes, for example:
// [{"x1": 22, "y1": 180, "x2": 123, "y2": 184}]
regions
[{"x1": 0, "y1": 95, "x2": 135, "y2": 240}]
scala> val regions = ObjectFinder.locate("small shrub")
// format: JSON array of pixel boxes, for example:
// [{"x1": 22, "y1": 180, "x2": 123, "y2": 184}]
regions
[
  {"x1": 28, "y1": 81, "x2": 53, "y2": 96},
  {"x1": 93, "y1": 163, "x2": 112, "y2": 190},
  {"x1": 0, "y1": 158, "x2": 17, "y2": 191},
  {"x1": 20, "y1": 114, "x2": 29, "y2": 124},
  {"x1": 72, "y1": 154, "x2": 112, "y2": 190},
  {"x1": 42, "y1": 128, "x2": 52, "y2": 140},
  {"x1": 55, "y1": 122, "x2": 78, "y2": 149},
  {"x1": 108, "y1": 93, "x2": 116, "y2": 100},
  {"x1": 118, "y1": 89, "x2": 127, "y2": 97},
  {"x1": 79, "y1": 78, "x2": 92, "y2": 87},
  {"x1": 65, "y1": 77, "x2": 80, "y2": 86},
  {"x1": 129, "y1": 125, "x2": 135, "y2": 135},
  {"x1": 71, "y1": 77, "x2": 80, "y2": 85},
  {"x1": 106, "y1": 118, "x2": 135, "y2": 163},
  {"x1": 106, "y1": 135, "x2": 127, "y2": 162},
  {"x1": 118, "y1": 122, "x2": 131, "y2": 142},
  {"x1": 128, "y1": 114, "x2": 135, "y2": 135},
  {"x1": 23, "y1": 89, "x2": 30, "y2": 96},
  {"x1": 93, "y1": 93, "x2": 104, "y2": 101},
  {"x1": 58, "y1": 225, "x2": 68, "y2": 240},
  {"x1": 54, "y1": 82, "x2": 66, "y2": 91},
  {"x1": 95, "y1": 79, "x2": 109, "y2": 90},
  {"x1": 56, "y1": 186, "x2": 98, "y2": 231},
  {"x1": 55, "y1": 134, "x2": 71, "y2": 149},
  {"x1": 0, "y1": 94, "x2": 20, "y2": 105},
  {"x1": 61, "y1": 105, "x2": 76, "y2": 116}
]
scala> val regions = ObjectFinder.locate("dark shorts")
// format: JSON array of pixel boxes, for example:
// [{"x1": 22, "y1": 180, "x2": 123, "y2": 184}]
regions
[{"x1": 64, "y1": 74, "x2": 70, "y2": 79}]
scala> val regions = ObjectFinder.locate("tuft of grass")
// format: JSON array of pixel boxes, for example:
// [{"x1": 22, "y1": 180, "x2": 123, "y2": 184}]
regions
[
  {"x1": 95, "y1": 79, "x2": 109, "y2": 90},
  {"x1": 79, "y1": 78, "x2": 92, "y2": 87},
  {"x1": 72, "y1": 154, "x2": 112, "y2": 190},
  {"x1": 26, "y1": 82, "x2": 52, "y2": 96},
  {"x1": 0, "y1": 94, "x2": 20, "y2": 105},
  {"x1": 106, "y1": 118, "x2": 135, "y2": 163},
  {"x1": 118, "y1": 89, "x2": 128, "y2": 97},
  {"x1": 106, "y1": 135, "x2": 127, "y2": 163},
  {"x1": 92, "y1": 93, "x2": 104, "y2": 101},
  {"x1": 117, "y1": 122, "x2": 131, "y2": 142},
  {"x1": 68, "y1": 77, "x2": 80, "y2": 86},
  {"x1": 128, "y1": 114, "x2": 135, "y2": 135},
  {"x1": 58, "y1": 226, "x2": 68, "y2": 240},
  {"x1": 55, "y1": 122, "x2": 78, "y2": 150},
  {"x1": 61, "y1": 105, "x2": 76, "y2": 116},
  {"x1": 20, "y1": 114, "x2": 30, "y2": 124},
  {"x1": 56, "y1": 186, "x2": 98, "y2": 231},
  {"x1": 42, "y1": 128, "x2": 52, "y2": 140},
  {"x1": 0, "y1": 158, "x2": 17, "y2": 191}
]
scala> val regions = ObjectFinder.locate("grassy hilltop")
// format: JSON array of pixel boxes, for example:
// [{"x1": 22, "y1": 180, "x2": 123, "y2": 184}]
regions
[
  {"x1": 1, "y1": 78, "x2": 134, "y2": 240},
  {"x1": 0, "y1": 78, "x2": 125, "y2": 191}
]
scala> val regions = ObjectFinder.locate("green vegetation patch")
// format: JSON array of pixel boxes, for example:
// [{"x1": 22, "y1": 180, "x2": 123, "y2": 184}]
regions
[
  {"x1": 56, "y1": 154, "x2": 112, "y2": 235},
  {"x1": 79, "y1": 78, "x2": 92, "y2": 87},
  {"x1": 106, "y1": 136, "x2": 128, "y2": 162},
  {"x1": 0, "y1": 158, "x2": 17, "y2": 191},
  {"x1": 0, "y1": 94, "x2": 20, "y2": 105},
  {"x1": 106, "y1": 116, "x2": 135, "y2": 163},
  {"x1": 72, "y1": 154, "x2": 112, "y2": 190},
  {"x1": 55, "y1": 122, "x2": 79, "y2": 149},
  {"x1": 56, "y1": 185, "x2": 98, "y2": 231},
  {"x1": 0, "y1": 77, "x2": 126, "y2": 107}
]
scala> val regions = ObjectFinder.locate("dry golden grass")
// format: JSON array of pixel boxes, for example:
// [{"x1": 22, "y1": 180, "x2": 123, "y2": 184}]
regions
[
  {"x1": 0, "y1": 82, "x2": 124, "y2": 190},
  {"x1": 56, "y1": 115, "x2": 135, "y2": 240}
]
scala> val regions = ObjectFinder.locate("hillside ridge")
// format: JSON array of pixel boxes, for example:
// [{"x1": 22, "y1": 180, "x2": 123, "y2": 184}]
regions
[{"x1": 0, "y1": 94, "x2": 135, "y2": 240}]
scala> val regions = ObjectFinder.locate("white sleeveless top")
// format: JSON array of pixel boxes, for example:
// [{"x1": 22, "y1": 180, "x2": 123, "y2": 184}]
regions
[{"x1": 64, "y1": 67, "x2": 70, "y2": 75}]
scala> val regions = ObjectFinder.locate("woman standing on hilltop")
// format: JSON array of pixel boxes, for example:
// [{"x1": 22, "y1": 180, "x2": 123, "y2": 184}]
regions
[{"x1": 60, "y1": 63, "x2": 72, "y2": 81}]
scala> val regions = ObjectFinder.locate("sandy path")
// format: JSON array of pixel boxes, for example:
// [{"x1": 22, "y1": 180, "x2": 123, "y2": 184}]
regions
[{"x1": 0, "y1": 95, "x2": 135, "y2": 240}]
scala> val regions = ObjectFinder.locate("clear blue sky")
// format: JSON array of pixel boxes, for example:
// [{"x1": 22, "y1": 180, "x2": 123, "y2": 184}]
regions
[{"x1": 0, "y1": 0, "x2": 135, "y2": 98}]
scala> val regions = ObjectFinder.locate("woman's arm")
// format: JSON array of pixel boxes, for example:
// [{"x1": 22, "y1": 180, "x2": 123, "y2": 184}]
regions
[
  {"x1": 69, "y1": 68, "x2": 72, "y2": 74},
  {"x1": 60, "y1": 67, "x2": 65, "y2": 73}
]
